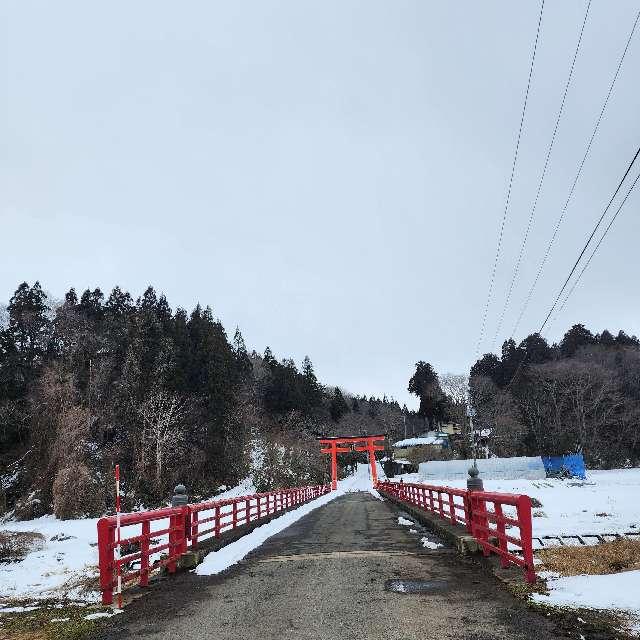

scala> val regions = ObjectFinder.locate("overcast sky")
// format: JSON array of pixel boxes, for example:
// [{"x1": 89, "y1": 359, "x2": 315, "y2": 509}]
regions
[{"x1": 2, "y1": 1, "x2": 640, "y2": 408}]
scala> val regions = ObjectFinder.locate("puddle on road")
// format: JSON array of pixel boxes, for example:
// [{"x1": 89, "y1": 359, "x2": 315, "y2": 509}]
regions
[{"x1": 384, "y1": 579, "x2": 449, "y2": 594}]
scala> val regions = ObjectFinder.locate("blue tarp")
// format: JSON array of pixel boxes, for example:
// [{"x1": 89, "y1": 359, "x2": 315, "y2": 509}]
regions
[{"x1": 541, "y1": 454, "x2": 586, "y2": 480}]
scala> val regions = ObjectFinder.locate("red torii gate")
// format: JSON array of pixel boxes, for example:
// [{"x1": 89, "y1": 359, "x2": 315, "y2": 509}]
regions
[{"x1": 319, "y1": 434, "x2": 385, "y2": 490}]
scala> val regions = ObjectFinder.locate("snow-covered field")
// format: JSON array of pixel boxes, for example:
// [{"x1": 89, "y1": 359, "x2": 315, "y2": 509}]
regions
[{"x1": 1, "y1": 515, "x2": 101, "y2": 603}]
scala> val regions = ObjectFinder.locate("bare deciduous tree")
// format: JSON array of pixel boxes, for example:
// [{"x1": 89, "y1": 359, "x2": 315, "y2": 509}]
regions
[
  {"x1": 135, "y1": 389, "x2": 188, "y2": 488},
  {"x1": 440, "y1": 373, "x2": 469, "y2": 407},
  {"x1": 523, "y1": 361, "x2": 623, "y2": 459},
  {"x1": 470, "y1": 375, "x2": 526, "y2": 457}
]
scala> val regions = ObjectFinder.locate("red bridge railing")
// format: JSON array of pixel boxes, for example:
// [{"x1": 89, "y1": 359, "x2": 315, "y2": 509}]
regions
[
  {"x1": 468, "y1": 490, "x2": 535, "y2": 583},
  {"x1": 97, "y1": 484, "x2": 330, "y2": 605},
  {"x1": 376, "y1": 481, "x2": 535, "y2": 583},
  {"x1": 377, "y1": 481, "x2": 470, "y2": 530}
]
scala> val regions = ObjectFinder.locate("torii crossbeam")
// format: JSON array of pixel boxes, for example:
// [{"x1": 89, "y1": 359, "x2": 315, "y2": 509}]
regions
[{"x1": 319, "y1": 434, "x2": 385, "y2": 490}]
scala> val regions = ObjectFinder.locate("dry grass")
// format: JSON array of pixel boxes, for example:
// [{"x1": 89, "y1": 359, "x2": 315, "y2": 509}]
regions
[
  {"x1": 0, "y1": 531, "x2": 45, "y2": 563},
  {"x1": 538, "y1": 538, "x2": 640, "y2": 576},
  {"x1": 0, "y1": 603, "x2": 102, "y2": 640}
]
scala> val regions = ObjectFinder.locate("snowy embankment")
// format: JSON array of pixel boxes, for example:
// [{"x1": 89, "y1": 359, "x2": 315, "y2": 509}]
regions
[
  {"x1": 531, "y1": 570, "x2": 640, "y2": 623},
  {"x1": 1, "y1": 515, "x2": 101, "y2": 603}
]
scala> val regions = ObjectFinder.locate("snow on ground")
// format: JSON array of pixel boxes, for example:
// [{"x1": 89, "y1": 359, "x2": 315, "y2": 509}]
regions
[
  {"x1": 0, "y1": 514, "x2": 102, "y2": 603},
  {"x1": 421, "y1": 538, "x2": 443, "y2": 549},
  {"x1": 83, "y1": 609, "x2": 123, "y2": 620},
  {"x1": 196, "y1": 489, "x2": 340, "y2": 575},
  {"x1": 532, "y1": 570, "x2": 640, "y2": 623},
  {"x1": 397, "y1": 467, "x2": 640, "y2": 537},
  {"x1": 393, "y1": 434, "x2": 447, "y2": 448}
]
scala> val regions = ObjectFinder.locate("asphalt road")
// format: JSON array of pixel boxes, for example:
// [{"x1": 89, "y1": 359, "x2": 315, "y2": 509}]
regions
[{"x1": 95, "y1": 492, "x2": 568, "y2": 640}]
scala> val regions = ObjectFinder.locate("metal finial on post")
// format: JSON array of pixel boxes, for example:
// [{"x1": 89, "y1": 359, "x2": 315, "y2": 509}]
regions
[{"x1": 171, "y1": 484, "x2": 188, "y2": 507}]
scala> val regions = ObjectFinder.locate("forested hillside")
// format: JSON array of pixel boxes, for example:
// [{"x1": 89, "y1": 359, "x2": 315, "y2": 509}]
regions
[
  {"x1": 0, "y1": 282, "x2": 410, "y2": 520},
  {"x1": 471, "y1": 325, "x2": 640, "y2": 467}
]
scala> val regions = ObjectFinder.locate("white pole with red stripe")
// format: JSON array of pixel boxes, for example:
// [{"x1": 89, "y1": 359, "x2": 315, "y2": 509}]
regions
[{"x1": 115, "y1": 464, "x2": 122, "y2": 609}]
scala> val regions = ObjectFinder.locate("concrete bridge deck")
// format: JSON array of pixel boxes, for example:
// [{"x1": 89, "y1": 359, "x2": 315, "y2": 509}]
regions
[{"x1": 95, "y1": 492, "x2": 566, "y2": 640}]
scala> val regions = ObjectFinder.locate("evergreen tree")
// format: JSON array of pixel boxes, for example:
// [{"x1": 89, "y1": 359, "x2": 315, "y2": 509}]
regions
[
  {"x1": 616, "y1": 330, "x2": 640, "y2": 347},
  {"x1": 155, "y1": 294, "x2": 173, "y2": 331},
  {"x1": 232, "y1": 327, "x2": 252, "y2": 378},
  {"x1": 329, "y1": 387, "x2": 349, "y2": 422},
  {"x1": 0, "y1": 282, "x2": 52, "y2": 394},
  {"x1": 167, "y1": 307, "x2": 190, "y2": 393},
  {"x1": 102, "y1": 287, "x2": 134, "y2": 383},
  {"x1": 408, "y1": 361, "x2": 448, "y2": 427},
  {"x1": 263, "y1": 346, "x2": 275, "y2": 367},
  {"x1": 598, "y1": 329, "x2": 616, "y2": 347},
  {"x1": 263, "y1": 356, "x2": 303, "y2": 414},
  {"x1": 560, "y1": 324, "x2": 595, "y2": 358},
  {"x1": 105, "y1": 286, "x2": 133, "y2": 316},
  {"x1": 300, "y1": 355, "x2": 322, "y2": 412},
  {"x1": 65, "y1": 288, "x2": 78, "y2": 306},
  {"x1": 470, "y1": 353, "x2": 500, "y2": 384},
  {"x1": 517, "y1": 333, "x2": 552, "y2": 365},
  {"x1": 0, "y1": 282, "x2": 53, "y2": 451},
  {"x1": 79, "y1": 288, "x2": 104, "y2": 324}
]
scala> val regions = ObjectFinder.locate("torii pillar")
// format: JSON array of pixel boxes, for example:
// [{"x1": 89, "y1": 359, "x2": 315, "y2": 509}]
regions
[
  {"x1": 320, "y1": 440, "x2": 351, "y2": 490},
  {"x1": 355, "y1": 435, "x2": 385, "y2": 486}
]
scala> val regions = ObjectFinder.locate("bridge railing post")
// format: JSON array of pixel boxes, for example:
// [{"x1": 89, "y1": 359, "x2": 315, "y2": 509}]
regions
[{"x1": 97, "y1": 517, "x2": 115, "y2": 605}]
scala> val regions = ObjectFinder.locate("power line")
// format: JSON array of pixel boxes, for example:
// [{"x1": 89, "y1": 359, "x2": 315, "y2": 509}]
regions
[
  {"x1": 474, "y1": 0, "x2": 545, "y2": 360},
  {"x1": 551, "y1": 169, "x2": 640, "y2": 326},
  {"x1": 504, "y1": 145, "x2": 640, "y2": 389},
  {"x1": 490, "y1": 0, "x2": 592, "y2": 351},
  {"x1": 511, "y1": 6, "x2": 640, "y2": 339},
  {"x1": 538, "y1": 144, "x2": 640, "y2": 333}
]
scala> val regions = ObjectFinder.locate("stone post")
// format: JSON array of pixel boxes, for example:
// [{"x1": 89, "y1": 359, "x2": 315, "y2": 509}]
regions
[
  {"x1": 171, "y1": 484, "x2": 188, "y2": 507},
  {"x1": 466, "y1": 463, "x2": 484, "y2": 492}
]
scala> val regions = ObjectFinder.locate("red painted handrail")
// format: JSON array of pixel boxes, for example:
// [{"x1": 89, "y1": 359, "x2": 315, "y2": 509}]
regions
[
  {"x1": 376, "y1": 481, "x2": 536, "y2": 583},
  {"x1": 97, "y1": 484, "x2": 330, "y2": 605},
  {"x1": 376, "y1": 481, "x2": 471, "y2": 530}
]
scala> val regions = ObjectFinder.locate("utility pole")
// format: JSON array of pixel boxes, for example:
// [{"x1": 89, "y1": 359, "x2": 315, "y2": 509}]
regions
[
  {"x1": 467, "y1": 405, "x2": 483, "y2": 491},
  {"x1": 88, "y1": 358, "x2": 92, "y2": 430}
]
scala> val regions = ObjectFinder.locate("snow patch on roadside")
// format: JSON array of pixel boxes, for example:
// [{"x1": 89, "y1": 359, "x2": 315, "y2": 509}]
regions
[
  {"x1": 196, "y1": 463, "x2": 381, "y2": 577},
  {"x1": 196, "y1": 489, "x2": 341, "y2": 576},
  {"x1": 532, "y1": 570, "x2": 640, "y2": 624},
  {"x1": 421, "y1": 538, "x2": 443, "y2": 550},
  {"x1": 84, "y1": 610, "x2": 123, "y2": 621}
]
